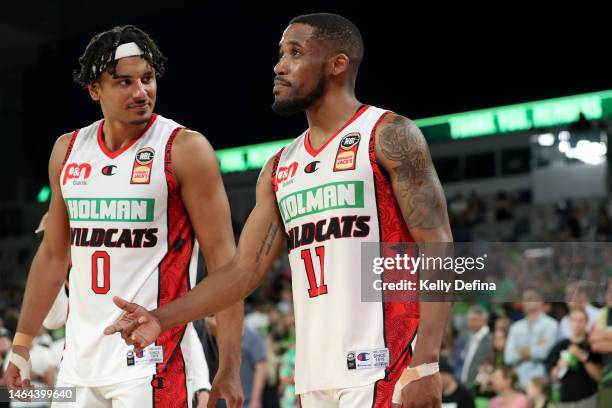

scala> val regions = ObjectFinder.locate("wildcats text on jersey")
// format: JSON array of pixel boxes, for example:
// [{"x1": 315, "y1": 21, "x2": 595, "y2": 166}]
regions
[
  {"x1": 70, "y1": 227, "x2": 158, "y2": 248},
  {"x1": 278, "y1": 181, "x2": 364, "y2": 223},
  {"x1": 286, "y1": 215, "x2": 370, "y2": 251},
  {"x1": 65, "y1": 198, "x2": 155, "y2": 222}
]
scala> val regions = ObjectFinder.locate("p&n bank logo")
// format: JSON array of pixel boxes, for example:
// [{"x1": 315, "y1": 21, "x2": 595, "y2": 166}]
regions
[{"x1": 63, "y1": 163, "x2": 92, "y2": 185}]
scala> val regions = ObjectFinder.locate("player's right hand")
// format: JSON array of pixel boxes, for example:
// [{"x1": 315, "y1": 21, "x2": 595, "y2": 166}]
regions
[
  {"x1": 103, "y1": 296, "x2": 162, "y2": 353},
  {"x1": 3, "y1": 345, "x2": 33, "y2": 401}
]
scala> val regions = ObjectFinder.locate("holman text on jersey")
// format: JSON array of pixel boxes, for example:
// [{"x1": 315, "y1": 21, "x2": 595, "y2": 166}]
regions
[
  {"x1": 65, "y1": 198, "x2": 155, "y2": 222},
  {"x1": 278, "y1": 181, "x2": 364, "y2": 223}
]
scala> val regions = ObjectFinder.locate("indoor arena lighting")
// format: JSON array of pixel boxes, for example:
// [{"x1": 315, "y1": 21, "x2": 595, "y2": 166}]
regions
[
  {"x1": 564, "y1": 140, "x2": 607, "y2": 165},
  {"x1": 537, "y1": 133, "x2": 555, "y2": 147},
  {"x1": 215, "y1": 89, "x2": 612, "y2": 173}
]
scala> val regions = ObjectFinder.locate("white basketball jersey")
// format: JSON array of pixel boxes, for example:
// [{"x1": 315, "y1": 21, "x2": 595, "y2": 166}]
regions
[
  {"x1": 59, "y1": 114, "x2": 199, "y2": 386},
  {"x1": 272, "y1": 105, "x2": 420, "y2": 396}
]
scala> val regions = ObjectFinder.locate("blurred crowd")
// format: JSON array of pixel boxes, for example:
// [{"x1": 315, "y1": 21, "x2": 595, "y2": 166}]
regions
[{"x1": 2, "y1": 191, "x2": 612, "y2": 407}]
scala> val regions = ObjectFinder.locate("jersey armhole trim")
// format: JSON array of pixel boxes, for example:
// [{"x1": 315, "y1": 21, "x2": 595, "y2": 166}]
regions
[
  {"x1": 368, "y1": 111, "x2": 393, "y2": 182},
  {"x1": 164, "y1": 126, "x2": 187, "y2": 192},
  {"x1": 59, "y1": 128, "x2": 81, "y2": 184},
  {"x1": 271, "y1": 147, "x2": 285, "y2": 192}
]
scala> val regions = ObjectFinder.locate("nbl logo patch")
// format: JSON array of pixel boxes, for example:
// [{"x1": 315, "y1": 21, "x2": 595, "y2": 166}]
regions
[
  {"x1": 131, "y1": 147, "x2": 155, "y2": 184},
  {"x1": 334, "y1": 132, "x2": 360, "y2": 172}
]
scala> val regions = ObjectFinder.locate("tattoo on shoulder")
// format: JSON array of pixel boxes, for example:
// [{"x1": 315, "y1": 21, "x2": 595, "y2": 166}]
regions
[
  {"x1": 255, "y1": 221, "x2": 280, "y2": 264},
  {"x1": 379, "y1": 116, "x2": 447, "y2": 230}
]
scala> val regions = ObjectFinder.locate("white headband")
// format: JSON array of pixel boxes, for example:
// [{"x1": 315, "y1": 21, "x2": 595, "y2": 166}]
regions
[{"x1": 114, "y1": 42, "x2": 143, "y2": 60}]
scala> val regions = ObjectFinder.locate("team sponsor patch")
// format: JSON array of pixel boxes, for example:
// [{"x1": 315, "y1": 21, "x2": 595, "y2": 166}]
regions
[
  {"x1": 63, "y1": 163, "x2": 92, "y2": 185},
  {"x1": 334, "y1": 132, "x2": 360, "y2": 171},
  {"x1": 275, "y1": 161, "x2": 298, "y2": 189},
  {"x1": 131, "y1": 147, "x2": 155, "y2": 184},
  {"x1": 347, "y1": 348, "x2": 389, "y2": 370},
  {"x1": 65, "y1": 198, "x2": 155, "y2": 222},
  {"x1": 278, "y1": 181, "x2": 364, "y2": 223}
]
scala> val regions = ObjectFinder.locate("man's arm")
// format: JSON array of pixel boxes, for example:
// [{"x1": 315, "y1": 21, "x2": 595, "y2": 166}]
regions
[
  {"x1": 105, "y1": 153, "x2": 286, "y2": 344},
  {"x1": 249, "y1": 331, "x2": 267, "y2": 407},
  {"x1": 4, "y1": 133, "x2": 72, "y2": 391},
  {"x1": 172, "y1": 130, "x2": 243, "y2": 383},
  {"x1": 375, "y1": 113, "x2": 453, "y2": 364},
  {"x1": 375, "y1": 113, "x2": 452, "y2": 407},
  {"x1": 504, "y1": 325, "x2": 520, "y2": 365},
  {"x1": 154, "y1": 147, "x2": 285, "y2": 329},
  {"x1": 529, "y1": 320, "x2": 558, "y2": 360},
  {"x1": 251, "y1": 361, "x2": 266, "y2": 407}
]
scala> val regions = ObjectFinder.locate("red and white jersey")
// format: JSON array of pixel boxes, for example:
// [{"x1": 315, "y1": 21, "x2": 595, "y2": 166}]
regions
[
  {"x1": 272, "y1": 105, "x2": 419, "y2": 397},
  {"x1": 59, "y1": 114, "x2": 198, "y2": 386}
]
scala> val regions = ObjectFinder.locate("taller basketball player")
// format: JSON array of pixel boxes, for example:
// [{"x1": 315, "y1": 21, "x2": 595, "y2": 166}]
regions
[
  {"x1": 106, "y1": 13, "x2": 452, "y2": 408},
  {"x1": 4, "y1": 25, "x2": 243, "y2": 408}
]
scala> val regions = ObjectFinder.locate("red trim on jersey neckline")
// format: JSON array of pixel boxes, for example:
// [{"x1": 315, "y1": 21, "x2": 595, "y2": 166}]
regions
[
  {"x1": 303, "y1": 105, "x2": 370, "y2": 157},
  {"x1": 97, "y1": 113, "x2": 158, "y2": 159}
]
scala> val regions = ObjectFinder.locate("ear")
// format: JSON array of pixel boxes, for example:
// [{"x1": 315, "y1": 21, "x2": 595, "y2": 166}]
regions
[
  {"x1": 330, "y1": 53, "x2": 350, "y2": 76},
  {"x1": 87, "y1": 82, "x2": 101, "y2": 102}
]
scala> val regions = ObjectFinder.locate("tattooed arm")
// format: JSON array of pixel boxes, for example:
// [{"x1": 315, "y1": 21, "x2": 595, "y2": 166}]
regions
[
  {"x1": 104, "y1": 155, "x2": 284, "y2": 343},
  {"x1": 375, "y1": 113, "x2": 452, "y2": 408},
  {"x1": 154, "y1": 156, "x2": 284, "y2": 330}
]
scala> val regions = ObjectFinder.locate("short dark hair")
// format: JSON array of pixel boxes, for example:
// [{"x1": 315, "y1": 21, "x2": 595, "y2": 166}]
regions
[
  {"x1": 73, "y1": 25, "x2": 166, "y2": 88},
  {"x1": 289, "y1": 13, "x2": 364, "y2": 70}
]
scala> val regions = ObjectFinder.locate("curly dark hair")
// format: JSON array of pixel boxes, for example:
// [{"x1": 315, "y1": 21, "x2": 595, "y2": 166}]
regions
[{"x1": 73, "y1": 25, "x2": 166, "y2": 88}]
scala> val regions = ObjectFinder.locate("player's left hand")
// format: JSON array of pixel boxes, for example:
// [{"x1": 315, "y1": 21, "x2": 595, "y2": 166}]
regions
[
  {"x1": 207, "y1": 367, "x2": 244, "y2": 408},
  {"x1": 399, "y1": 373, "x2": 442, "y2": 408}
]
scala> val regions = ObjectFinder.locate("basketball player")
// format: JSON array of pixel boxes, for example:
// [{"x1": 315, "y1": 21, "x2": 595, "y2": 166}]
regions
[
  {"x1": 106, "y1": 13, "x2": 452, "y2": 407},
  {"x1": 3, "y1": 25, "x2": 244, "y2": 407},
  {"x1": 36, "y1": 213, "x2": 213, "y2": 407}
]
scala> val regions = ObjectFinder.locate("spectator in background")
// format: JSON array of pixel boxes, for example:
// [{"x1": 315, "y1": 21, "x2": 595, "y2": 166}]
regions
[
  {"x1": 210, "y1": 320, "x2": 267, "y2": 408},
  {"x1": 505, "y1": 289, "x2": 558, "y2": 389},
  {"x1": 245, "y1": 301, "x2": 270, "y2": 334},
  {"x1": 460, "y1": 305, "x2": 493, "y2": 386},
  {"x1": 526, "y1": 376, "x2": 552, "y2": 408},
  {"x1": 279, "y1": 346, "x2": 296, "y2": 408},
  {"x1": 440, "y1": 356, "x2": 475, "y2": 408},
  {"x1": 467, "y1": 191, "x2": 485, "y2": 225},
  {"x1": 590, "y1": 278, "x2": 612, "y2": 408},
  {"x1": 547, "y1": 308, "x2": 601, "y2": 408},
  {"x1": 489, "y1": 367, "x2": 530, "y2": 408},
  {"x1": 449, "y1": 192, "x2": 471, "y2": 241},
  {"x1": 495, "y1": 192, "x2": 514, "y2": 221},
  {"x1": 493, "y1": 328, "x2": 507, "y2": 368},
  {"x1": 239, "y1": 325, "x2": 267, "y2": 408},
  {"x1": 595, "y1": 204, "x2": 612, "y2": 241},
  {"x1": 558, "y1": 281, "x2": 599, "y2": 340},
  {"x1": 472, "y1": 358, "x2": 496, "y2": 399}
]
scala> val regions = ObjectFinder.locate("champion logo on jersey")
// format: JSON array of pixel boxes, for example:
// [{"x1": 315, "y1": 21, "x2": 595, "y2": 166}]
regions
[
  {"x1": 357, "y1": 352, "x2": 370, "y2": 361},
  {"x1": 101, "y1": 165, "x2": 117, "y2": 176},
  {"x1": 304, "y1": 161, "x2": 320, "y2": 174},
  {"x1": 131, "y1": 147, "x2": 155, "y2": 184},
  {"x1": 334, "y1": 132, "x2": 361, "y2": 172}
]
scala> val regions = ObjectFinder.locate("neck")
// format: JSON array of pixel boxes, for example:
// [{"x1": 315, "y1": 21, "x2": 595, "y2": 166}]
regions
[
  {"x1": 305, "y1": 91, "x2": 361, "y2": 146},
  {"x1": 572, "y1": 332, "x2": 586, "y2": 343},
  {"x1": 527, "y1": 311, "x2": 541, "y2": 322},
  {"x1": 102, "y1": 116, "x2": 151, "y2": 151}
]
